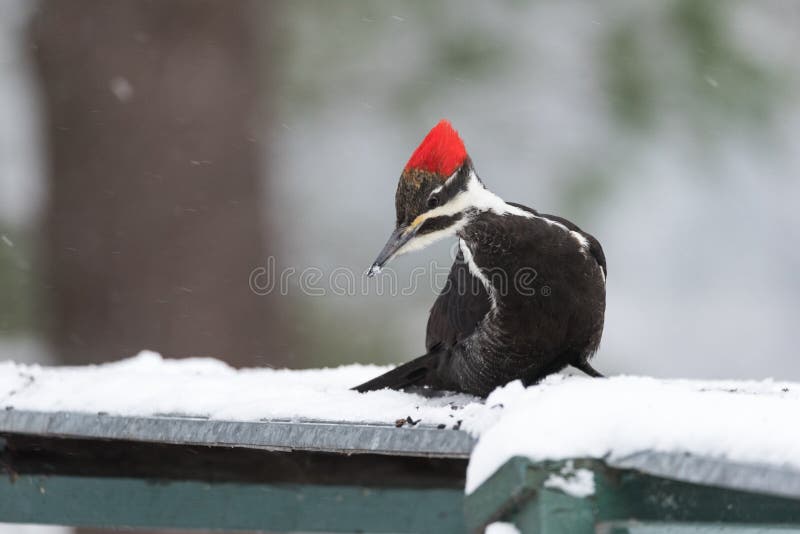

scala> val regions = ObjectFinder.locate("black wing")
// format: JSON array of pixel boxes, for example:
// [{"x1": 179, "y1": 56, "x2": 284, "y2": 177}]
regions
[
  {"x1": 424, "y1": 203, "x2": 606, "y2": 353},
  {"x1": 355, "y1": 249, "x2": 490, "y2": 394},
  {"x1": 425, "y1": 248, "x2": 491, "y2": 352},
  {"x1": 507, "y1": 202, "x2": 607, "y2": 279}
]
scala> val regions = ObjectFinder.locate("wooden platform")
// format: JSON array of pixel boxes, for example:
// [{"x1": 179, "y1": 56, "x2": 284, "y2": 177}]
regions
[
  {"x1": 1, "y1": 409, "x2": 473, "y2": 532},
  {"x1": 3, "y1": 409, "x2": 800, "y2": 533}
]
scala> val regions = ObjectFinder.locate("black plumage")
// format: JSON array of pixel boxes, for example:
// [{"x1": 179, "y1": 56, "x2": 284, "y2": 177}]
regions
[
  {"x1": 354, "y1": 121, "x2": 606, "y2": 397},
  {"x1": 426, "y1": 204, "x2": 606, "y2": 355}
]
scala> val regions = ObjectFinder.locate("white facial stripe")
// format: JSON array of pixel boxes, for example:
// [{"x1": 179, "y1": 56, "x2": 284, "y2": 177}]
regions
[
  {"x1": 396, "y1": 219, "x2": 466, "y2": 256},
  {"x1": 400, "y1": 171, "x2": 590, "y2": 261},
  {"x1": 427, "y1": 170, "x2": 459, "y2": 199},
  {"x1": 413, "y1": 172, "x2": 501, "y2": 228}
]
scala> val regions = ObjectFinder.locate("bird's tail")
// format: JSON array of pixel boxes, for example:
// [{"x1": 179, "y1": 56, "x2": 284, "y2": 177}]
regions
[
  {"x1": 572, "y1": 360, "x2": 605, "y2": 378},
  {"x1": 352, "y1": 352, "x2": 439, "y2": 393}
]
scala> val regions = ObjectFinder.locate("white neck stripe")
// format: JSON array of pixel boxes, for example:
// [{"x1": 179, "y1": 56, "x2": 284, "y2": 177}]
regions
[{"x1": 399, "y1": 171, "x2": 590, "y2": 266}]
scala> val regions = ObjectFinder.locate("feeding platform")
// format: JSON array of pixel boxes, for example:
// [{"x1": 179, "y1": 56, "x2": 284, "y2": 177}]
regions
[
  {"x1": 2, "y1": 353, "x2": 800, "y2": 532},
  {"x1": 0, "y1": 410, "x2": 473, "y2": 532}
]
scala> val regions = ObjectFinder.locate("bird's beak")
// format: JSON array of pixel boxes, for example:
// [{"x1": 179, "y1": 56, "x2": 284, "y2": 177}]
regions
[{"x1": 367, "y1": 224, "x2": 418, "y2": 277}]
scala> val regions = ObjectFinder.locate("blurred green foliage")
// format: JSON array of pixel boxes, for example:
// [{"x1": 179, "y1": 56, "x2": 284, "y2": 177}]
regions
[
  {"x1": 671, "y1": 0, "x2": 776, "y2": 123},
  {"x1": 283, "y1": 295, "x2": 408, "y2": 367},
  {"x1": 276, "y1": 1, "x2": 782, "y2": 132},
  {"x1": 604, "y1": 0, "x2": 778, "y2": 131},
  {"x1": 605, "y1": 24, "x2": 653, "y2": 129},
  {"x1": 0, "y1": 227, "x2": 40, "y2": 335},
  {"x1": 273, "y1": 0, "x2": 509, "y2": 118}
]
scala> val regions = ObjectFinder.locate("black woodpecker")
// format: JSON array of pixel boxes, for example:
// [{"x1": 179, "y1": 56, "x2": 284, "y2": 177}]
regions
[{"x1": 354, "y1": 120, "x2": 606, "y2": 398}]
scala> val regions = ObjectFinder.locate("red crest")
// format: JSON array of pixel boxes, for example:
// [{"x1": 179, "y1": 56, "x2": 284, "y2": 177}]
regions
[{"x1": 404, "y1": 120, "x2": 467, "y2": 177}]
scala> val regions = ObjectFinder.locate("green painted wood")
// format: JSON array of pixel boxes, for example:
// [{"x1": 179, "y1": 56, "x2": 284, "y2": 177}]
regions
[
  {"x1": 512, "y1": 486, "x2": 595, "y2": 534},
  {"x1": 466, "y1": 457, "x2": 800, "y2": 534},
  {"x1": 465, "y1": 458, "x2": 597, "y2": 534},
  {"x1": 0, "y1": 474, "x2": 465, "y2": 533},
  {"x1": 464, "y1": 456, "x2": 537, "y2": 529},
  {"x1": 590, "y1": 461, "x2": 800, "y2": 526},
  {"x1": 601, "y1": 521, "x2": 800, "y2": 533}
]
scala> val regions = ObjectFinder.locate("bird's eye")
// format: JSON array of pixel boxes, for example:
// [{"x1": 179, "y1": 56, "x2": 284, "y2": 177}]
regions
[{"x1": 427, "y1": 195, "x2": 440, "y2": 209}]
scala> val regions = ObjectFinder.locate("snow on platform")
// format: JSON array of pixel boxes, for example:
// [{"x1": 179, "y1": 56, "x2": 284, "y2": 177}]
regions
[
  {"x1": 2, "y1": 351, "x2": 800, "y2": 495},
  {"x1": 0, "y1": 351, "x2": 482, "y2": 430},
  {"x1": 466, "y1": 375, "x2": 800, "y2": 493}
]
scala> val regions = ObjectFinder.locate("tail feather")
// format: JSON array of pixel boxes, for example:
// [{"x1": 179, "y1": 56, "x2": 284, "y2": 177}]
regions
[
  {"x1": 353, "y1": 352, "x2": 438, "y2": 393},
  {"x1": 572, "y1": 360, "x2": 605, "y2": 378}
]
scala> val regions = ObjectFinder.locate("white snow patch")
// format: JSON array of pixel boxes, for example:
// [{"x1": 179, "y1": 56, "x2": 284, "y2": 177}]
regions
[
  {"x1": 464, "y1": 374, "x2": 800, "y2": 493},
  {"x1": 484, "y1": 522, "x2": 520, "y2": 534},
  {"x1": 0, "y1": 351, "x2": 482, "y2": 426},
  {"x1": 542, "y1": 460, "x2": 595, "y2": 498},
  {"x1": 0, "y1": 526, "x2": 71, "y2": 534}
]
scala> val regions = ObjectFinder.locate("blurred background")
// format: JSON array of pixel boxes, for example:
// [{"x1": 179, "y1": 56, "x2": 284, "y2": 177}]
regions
[
  {"x1": 1, "y1": 0, "x2": 799, "y2": 383},
  {"x1": 0, "y1": 2, "x2": 798, "y2": 531}
]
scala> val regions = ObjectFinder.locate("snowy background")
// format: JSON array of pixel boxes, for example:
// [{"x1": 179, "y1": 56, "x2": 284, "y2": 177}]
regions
[{"x1": 1, "y1": 4, "x2": 799, "y2": 395}]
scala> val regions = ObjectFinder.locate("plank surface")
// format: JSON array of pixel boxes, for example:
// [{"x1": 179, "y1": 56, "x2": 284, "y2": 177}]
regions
[
  {"x1": 0, "y1": 409, "x2": 475, "y2": 458},
  {"x1": 466, "y1": 457, "x2": 800, "y2": 534},
  {"x1": 0, "y1": 473, "x2": 466, "y2": 533}
]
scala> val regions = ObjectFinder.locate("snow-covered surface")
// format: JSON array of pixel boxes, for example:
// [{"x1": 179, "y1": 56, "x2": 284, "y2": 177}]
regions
[
  {"x1": 466, "y1": 375, "x2": 800, "y2": 493},
  {"x1": 542, "y1": 460, "x2": 595, "y2": 498},
  {"x1": 0, "y1": 351, "x2": 481, "y2": 428},
  {"x1": 0, "y1": 526, "x2": 70, "y2": 534},
  {"x1": 2, "y1": 352, "x2": 800, "y2": 497}
]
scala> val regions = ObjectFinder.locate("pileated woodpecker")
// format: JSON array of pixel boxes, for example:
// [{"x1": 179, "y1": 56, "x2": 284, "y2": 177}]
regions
[{"x1": 354, "y1": 120, "x2": 606, "y2": 398}]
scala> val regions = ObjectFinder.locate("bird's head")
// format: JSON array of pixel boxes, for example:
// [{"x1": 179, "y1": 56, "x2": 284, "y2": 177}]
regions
[{"x1": 368, "y1": 120, "x2": 482, "y2": 276}]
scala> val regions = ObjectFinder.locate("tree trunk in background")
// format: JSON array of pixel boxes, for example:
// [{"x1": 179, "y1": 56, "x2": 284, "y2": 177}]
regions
[{"x1": 31, "y1": 0, "x2": 292, "y2": 368}]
